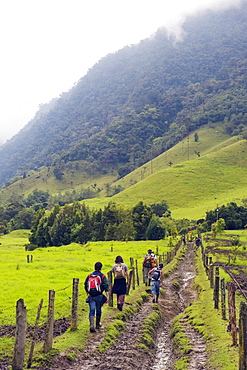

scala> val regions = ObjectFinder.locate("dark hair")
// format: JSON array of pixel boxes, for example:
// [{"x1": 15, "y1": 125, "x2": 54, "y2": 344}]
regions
[
  {"x1": 95, "y1": 261, "x2": 103, "y2": 271},
  {"x1": 148, "y1": 249, "x2": 152, "y2": 253},
  {"x1": 115, "y1": 255, "x2": 123, "y2": 263},
  {"x1": 159, "y1": 263, "x2": 163, "y2": 269}
]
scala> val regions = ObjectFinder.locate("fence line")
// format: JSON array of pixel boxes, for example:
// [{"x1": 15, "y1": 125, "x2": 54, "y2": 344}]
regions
[
  {"x1": 201, "y1": 242, "x2": 247, "y2": 368},
  {"x1": 9, "y1": 242, "x2": 181, "y2": 369}
]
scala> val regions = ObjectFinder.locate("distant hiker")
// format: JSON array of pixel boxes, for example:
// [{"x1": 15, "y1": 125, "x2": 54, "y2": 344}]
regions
[
  {"x1": 111, "y1": 255, "x2": 129, "y2": 311},
  {"x1": 142, "y1": 249, "x2": 157, "y2": 286},
  {"x1": 181, "y1": 235, "x2": 186, "y2": 246},
  {"x1": 149, "y1": 262, "x2": 164, "y2": 303},
  {"x1": 84, "y1": 261, "x2": 109, "y2": 332},
  {"x1": 195, "y1": 237, "x2": 201, "y2": 248}
]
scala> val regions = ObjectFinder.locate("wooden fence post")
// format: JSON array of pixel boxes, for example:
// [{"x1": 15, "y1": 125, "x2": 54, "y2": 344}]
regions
[
  {"x1": 209, "y1": 264, "x2": 214, "y2": 288},
  {"x1": 27, "y1": 255, "x2": 33, "y2": 263},
  {"x1": 132, "y1": 267, "x2": 135, "y2": 291},
  {"x1": 27, "y1": 299, "x2": 43, "y2": 368},
  {"x1": 227, "y1": 282, "x2": 238, "y2": 346},
  {"x1": 129, "y1": 257, "x2": 134, "y2": 268},
  {"x1": 239, "y1": 301, "x2": 247, "y2": 370},
  {"x1": 71, "y1": 278, "x2": 79, "y2": 330},
  {"x1": 221, "y1": 278, "x2": 226, "y2": 320},
  {"x1": 12, "y1": 299, "x2": 27, "y2": 370},
  {"x1": 214, "y1": 267, "x2": 220, "y2": 309},
  {"x1": 43, "y1": 290, "x2": 55, "y2": 353},
  {"x1": 108, "y1": 271, "x2": 113, "y2": 307},
  {"x1": 127, "y1": 270, "x2": 133, "y2": 295},
  {"x1": 135, "y1": 260, "x2": 139, "y2": 286}
]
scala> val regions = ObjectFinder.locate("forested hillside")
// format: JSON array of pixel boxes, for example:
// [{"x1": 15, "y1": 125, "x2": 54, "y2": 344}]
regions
[{"x1": 0, "y1": 3, "x2": 247, "y2": 187}]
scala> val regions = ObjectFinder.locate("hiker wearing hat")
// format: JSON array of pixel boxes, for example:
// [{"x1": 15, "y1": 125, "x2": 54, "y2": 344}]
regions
[
  {"x1": 142, "y1": 249, "x2": 157, "y2": 286},
  {"x1": 148, "y1": 263, "x2": 164, "y2": 303}
]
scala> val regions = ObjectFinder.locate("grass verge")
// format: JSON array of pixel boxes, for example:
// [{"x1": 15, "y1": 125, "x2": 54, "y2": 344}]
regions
[{"x1": 176, "y1": 248, "x2": 239, "y2": 370}]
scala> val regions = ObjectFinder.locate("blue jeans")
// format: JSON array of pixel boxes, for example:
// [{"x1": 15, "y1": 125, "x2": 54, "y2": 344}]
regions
[
  {"x1": 88, "y1": 295, "x2": 104, "y2": 317},
  {"x1": 151, "y1": 280, "x2": 160, "y2": 295}
]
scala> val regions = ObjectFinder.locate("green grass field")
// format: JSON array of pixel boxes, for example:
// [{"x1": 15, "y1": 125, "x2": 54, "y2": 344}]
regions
[
  {"x1": 0, "y1": 230, "x2": 171, "y2": 326},
  {"x1": 86, "y1": 135, "x2": 247, "y2": 219},
  {"x1": 0, "y1": 230, "x2": 244, "y2": 368}
]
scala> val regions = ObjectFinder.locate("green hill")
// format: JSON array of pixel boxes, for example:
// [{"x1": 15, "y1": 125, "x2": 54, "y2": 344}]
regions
[
  {"x1": 0, "y1": 3, "x2": 247, "y2": 189},
  {"x1": 85, "y1": 123, "x2": 247, "y2": 219},
  {"x1": 2, "y1": 121, "x2": 247, "y2": 222}
]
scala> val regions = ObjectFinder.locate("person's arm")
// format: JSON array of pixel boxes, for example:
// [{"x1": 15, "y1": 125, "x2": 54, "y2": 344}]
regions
[
  {"x1": 102, "y1": 274, "x2": 109, "y2": 300},
  {"x1": 125, "y1": 267, "x2": 129, "y2": 284},
  {"x1": 84, "y1": 276, "x2": 89, "y2": 295},
  {"x1": 149, "y1": 267, "x2": 155, "y2": 275}
]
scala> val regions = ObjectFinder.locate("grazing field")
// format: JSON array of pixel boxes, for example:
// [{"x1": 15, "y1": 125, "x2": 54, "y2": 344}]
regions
[{"x1": 0, "y1": 230, "x2": 171, "y2": 326}]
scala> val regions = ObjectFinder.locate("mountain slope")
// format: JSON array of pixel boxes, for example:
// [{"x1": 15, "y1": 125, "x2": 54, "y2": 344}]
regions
[
  {"x1": 0, "y1": 3, "x2": 247, "y2": 187},
  {"x1": 84, "y1": 125, "x2": 247, "y2": 219}
]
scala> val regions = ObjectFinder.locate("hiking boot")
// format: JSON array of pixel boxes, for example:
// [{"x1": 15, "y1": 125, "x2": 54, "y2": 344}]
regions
[
  {"x1": 96, "y1": 316, "x2": 101, "y2": 329},
  {"x1": 89, "y1": 317, "x2": 96, "y2": 333},
  {"x1": 156, "y1": 294, "x2": 159, "y2": 303},
  {"x1": 117, "y1": 303, "x2": 123, "y2": 311}
]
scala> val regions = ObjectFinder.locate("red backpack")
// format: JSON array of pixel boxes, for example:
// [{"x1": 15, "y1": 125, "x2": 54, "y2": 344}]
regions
[{"x1": 87, "y1": 273, "x2": 104, "y2": 296}]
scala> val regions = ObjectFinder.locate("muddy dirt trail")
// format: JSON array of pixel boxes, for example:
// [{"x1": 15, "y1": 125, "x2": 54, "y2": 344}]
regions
[{"x1": 40, "y1": 242, "x2": 208, "y2": 370}]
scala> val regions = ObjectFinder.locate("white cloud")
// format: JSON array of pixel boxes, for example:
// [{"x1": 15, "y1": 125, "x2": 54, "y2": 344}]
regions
[{"x1": 0, "y1": 0, "x2": 244, "y2": 144}]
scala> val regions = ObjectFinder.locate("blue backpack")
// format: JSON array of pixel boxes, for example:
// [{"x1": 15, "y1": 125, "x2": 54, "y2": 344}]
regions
[{"x1": 152, "y1": 268, "x2": 161, "y2": 281}]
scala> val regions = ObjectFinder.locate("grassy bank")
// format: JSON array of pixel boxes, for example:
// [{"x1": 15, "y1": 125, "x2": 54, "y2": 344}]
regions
[{"x1": 181, "y1": 247, "x2": 239, "y2": 369}]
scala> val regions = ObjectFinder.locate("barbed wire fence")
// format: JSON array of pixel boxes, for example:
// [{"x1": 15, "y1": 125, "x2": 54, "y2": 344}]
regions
[
  {"x1": 8, "y1": 242, "x2": 182, "y2": 370},
  {"x1": 201, "y1": 240, "x2": 247, "y2": 369}
]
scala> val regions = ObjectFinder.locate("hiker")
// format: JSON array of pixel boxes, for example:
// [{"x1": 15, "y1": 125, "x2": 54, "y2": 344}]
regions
[
  {"x1": 181, "y1": 235, "x2": 186, "y2": 245},
  {"x1": 195, "y1": 236, "x2": 201, "y2": 248},
  {"x1": 111, "y1": 255, "x2": 129, "y2": 311},
  {"x1": 142, "y1": 249, "x2": 157, "y2": 286},
  {"x1": 84, "y1": 261, "x2": 109, "y2": 332},
  {"x1": 149, "y1": 262, "x2": 164, "y2": 303}
]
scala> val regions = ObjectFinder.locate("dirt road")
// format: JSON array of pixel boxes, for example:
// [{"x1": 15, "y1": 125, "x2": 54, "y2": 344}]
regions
[{"x1": 43, "y1": 242, "x2": 208, "y2": 370}]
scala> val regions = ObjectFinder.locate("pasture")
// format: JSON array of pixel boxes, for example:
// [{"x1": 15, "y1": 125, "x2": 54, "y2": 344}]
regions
[{"x1": 0, "y1": 230, "x2": 171, "y2": 326}]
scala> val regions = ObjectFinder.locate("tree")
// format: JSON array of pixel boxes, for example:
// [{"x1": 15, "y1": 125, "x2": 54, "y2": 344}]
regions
[
  {"x1": 150, "y1": 200, "x2": 170, "y2": 217},
  {"x1": 10, "y1": 208, "x2": 35, "y2": 230},
  {"x1": 132, "y1": 201, "x2": 152, "y2": 240},
  {"x1": 211, "y1": 218, "x2": 226, "y2": 237},
  {"x1": 53, "y1": 168, "x2": 64, "y2": 180},
  {"x1": 115, "y1": 216, "x2": 136, "y2": 241},
  {"x1": 146, "y1": 215, "x2": 165, "y2": 240},
  {"x1": 29, "y1": 208, "x2": 46, "y2": 245}
]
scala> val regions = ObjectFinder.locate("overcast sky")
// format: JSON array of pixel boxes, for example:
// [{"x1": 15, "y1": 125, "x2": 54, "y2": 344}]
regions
[{"x1": 0, "y1": 0, "x2": 244, "y2": 144}]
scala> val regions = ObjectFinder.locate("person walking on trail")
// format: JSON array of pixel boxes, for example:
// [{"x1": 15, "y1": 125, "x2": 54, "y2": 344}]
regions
[
  {"x1": 149, "y1": 263, "x2": 164, "y2": 303},
  {"x1": 84, "y1": 261, "x2": 109, "y2": 332},
  {"x1": 181, "y1": 234, "x2": 186, "y2": 245},
  {"x1": 142, "y1": 249, "x2": 157, "y2": 286},
  {"x1": 111, "y1": 255, "x2": 129, "y2": 311},
  {"x1": 195, "y1": 236, "x2": 201, "y2": 248}
]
